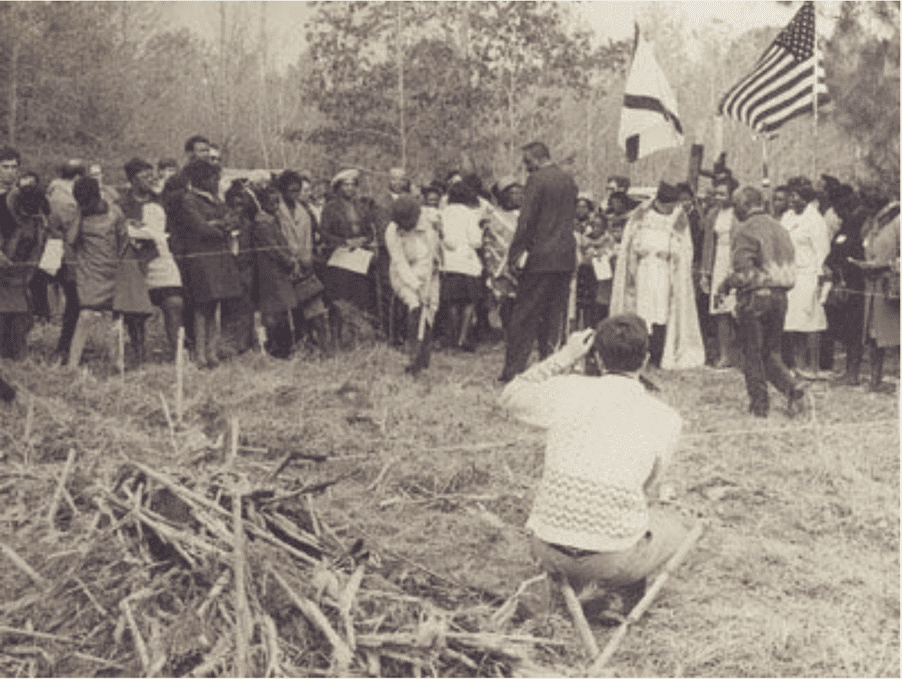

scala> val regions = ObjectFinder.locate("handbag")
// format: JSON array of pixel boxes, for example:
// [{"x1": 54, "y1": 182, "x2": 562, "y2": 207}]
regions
[
  {"x1": 129, "y1": 237, "x2": 159, "y2": 275},
  {"x1": 293, "y1": 271, "x2": 325, "y2": 304}
]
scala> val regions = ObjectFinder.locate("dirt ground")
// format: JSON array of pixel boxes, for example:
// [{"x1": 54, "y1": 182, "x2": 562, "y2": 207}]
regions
[{"x1": 0, "y1": 318, "x2": 898, "y2": 677}]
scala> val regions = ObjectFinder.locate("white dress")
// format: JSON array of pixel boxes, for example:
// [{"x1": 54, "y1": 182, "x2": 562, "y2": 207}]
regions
[
  {"x1": 127, "y1": 201, "x2": 182, "y2": 289},
  {"x1": 782, "y1": 203, "x2": 829, "y2": 332},
  {"x1": 633, "y1": 210, "x2": 676, "y2": 326},
  {"x1": 709, "y1": 208, "x2": 736, "y2": 315}
]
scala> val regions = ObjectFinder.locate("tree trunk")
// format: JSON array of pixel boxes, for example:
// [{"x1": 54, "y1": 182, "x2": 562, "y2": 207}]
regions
[
  {"x1": 257, "y1": 1, "x2": 270, "y2": 168},
  {"x1": 8, "y1": 34, "x2": 19, "y2": 146},
  {"x1": 396, "y1": 1, "x2": 406, "y2": 170}
]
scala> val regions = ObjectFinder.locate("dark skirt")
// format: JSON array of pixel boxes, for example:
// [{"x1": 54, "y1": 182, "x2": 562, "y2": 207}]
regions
[
  {"x1": 323, "y1": 266, "x2": 373, "y2": 312},
  {"x1": 441, "y1": 272, "x2": 482, "y2": 304},
  {"x1": 179, "y1": 252, "x2": 242, "y2": 305},
  {"x1": 576, "y1": 264, "x2": 598, "y2": 309}
]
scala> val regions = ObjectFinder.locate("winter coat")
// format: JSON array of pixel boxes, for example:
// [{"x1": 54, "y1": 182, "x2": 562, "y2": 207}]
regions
[
  {"x1": 174, "y1": 188, "x2": 242, "y2": 304},
  {"x1": 319, "y1": 196, "x2": 376, "y2": 254},
  {"x1": 72, "y1": 201, "x2": 151, "y2": 313},
  {"x1": 252, "y1": 210, "x2": 297, "y2": 318},
  {"x1": 0, "y1": 190, "x2": 47, "y2": 313},
  {"x1": 862, "y1": 202, "x2": 900, "y2": 348}
]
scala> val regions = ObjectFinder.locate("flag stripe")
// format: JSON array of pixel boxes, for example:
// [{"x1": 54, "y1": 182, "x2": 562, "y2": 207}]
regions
[
  {"x1": 748, "y1": 72, "x2": 828, "y2": 131},
  {"x1": 623, "y1": 94, "x2": 684, "y2": 134},
  {"x1": 759, "y1": 92, "x2": 831, "y2": 133},
  {"x1": 731, "y1": 53, "x2": 798, "y2": 120},
  {"x1": 749, "y1": 73, "x2": 827, "y2": 128},
  {"x1": 757, "y1": 91, "x2": 831, "y2": 133},
  {"x1": 720, "y1": 49, "x2": 788, "y2": 115},
  {"x1": 740, "y1": 61, "x2": 817, "y2": 122}
]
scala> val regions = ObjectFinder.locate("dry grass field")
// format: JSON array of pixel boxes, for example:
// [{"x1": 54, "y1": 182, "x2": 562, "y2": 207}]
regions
[{"x1": 0, "y1": 317, "x2": 898, "y2": 677}]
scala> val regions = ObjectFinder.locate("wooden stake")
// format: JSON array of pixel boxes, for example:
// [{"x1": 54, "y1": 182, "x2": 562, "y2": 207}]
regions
[
  {"x1": 116, "y1": 315, "x2": 125, "y2": 377},
  {"x1": 176, "y1": 326, "x2": 185, "y2": 426},
  {"x1": 0, "y1": 625, "x2": 73, "y2": 643},
  {"x1": 159, "y1": 392, "x2": 179, "y2": 456},
  {"x1": 588, "y1": 521, "x2": 705, "y2": 674},
  {"x1": 560, "y1": 579, "x2": 599, "y2": 659},
  {"x1": 120, "y1": 599, "x2": 150, "y2": 675},
  {"x1": 47, "y1": 448, "x2": 76, "y2": 530},
  {"x1": 228, "y1": 417, "x2": 239, "y2": 469},
  {"x1": 233, "y1": 476, "x2": 251, "y2": 679},
  {"x1": 0, "y1": 542, "x2": 49, "y2": 588},
  {"x1": 23, "y1": 393, "x2": 33, "y2": 465},
  {"x1": 271, "y1": 569, "x2": 353, "y2": 675}
]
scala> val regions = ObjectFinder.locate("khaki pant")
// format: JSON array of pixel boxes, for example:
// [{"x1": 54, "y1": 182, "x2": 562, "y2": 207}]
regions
[{"x1": 530, "y1": 508, "x2": 688, "y2": 593}]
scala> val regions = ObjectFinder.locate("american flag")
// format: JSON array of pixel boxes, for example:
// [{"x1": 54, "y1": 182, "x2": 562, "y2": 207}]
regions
[{"x1": 718, "y1": 1, "x2": 829, "y2": 134}]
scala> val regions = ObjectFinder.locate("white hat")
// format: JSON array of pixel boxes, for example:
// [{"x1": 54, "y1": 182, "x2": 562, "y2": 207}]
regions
[{"x1": 331, "y1": 168, "x2": 360, "y2": 189}]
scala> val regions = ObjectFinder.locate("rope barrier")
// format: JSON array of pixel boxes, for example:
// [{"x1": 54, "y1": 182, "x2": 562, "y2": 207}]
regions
[{"x1": 5, "y1": 243, "x2": 900, "y2": 302}]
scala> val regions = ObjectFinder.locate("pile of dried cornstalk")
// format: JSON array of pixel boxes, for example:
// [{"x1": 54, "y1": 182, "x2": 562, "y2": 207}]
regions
[{"x1": 0, "y1": 441, "x2": 569, "y2": 678}]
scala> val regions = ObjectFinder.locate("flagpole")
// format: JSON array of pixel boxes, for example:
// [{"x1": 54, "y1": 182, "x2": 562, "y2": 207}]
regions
[{"x1": 812, "y1": 5, "x2": 819, "y2": 179}]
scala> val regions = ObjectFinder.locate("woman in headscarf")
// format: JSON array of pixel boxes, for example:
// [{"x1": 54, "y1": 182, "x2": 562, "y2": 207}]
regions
[
  {"x1": 172, "y1": 159, "x2": 242, "y2": 368},
  {"x1": 483, "y1": 176, "x2": 522, "y2": 336},
  {"x1": 68, "y1": 177, "x2": 153, "y2": 368},
  {"x1": 781, "y1": 176, "x2": 831, "y2": 380},
  {"x1": 251, "y1": 181, "x2": 299, "y2": 359},
  {"x1": 385, "y1": 196, "x2": 441, "y2": 375},
  {"x1": 275, "y1": 170, "x2": 331, "y2": 354},
  {"x1": 610, "y1": 181, "x2": 705, "y2": 369}
]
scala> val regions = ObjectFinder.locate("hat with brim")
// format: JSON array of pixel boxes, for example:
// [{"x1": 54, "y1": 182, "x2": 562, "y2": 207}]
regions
[
  {"x1": 389, "y1": 167, "x2": 406, "y2": 180},
  {"x1": 332, "y1": 168, "x2": 360, "y2": 189},
  {"x1": 655, "y1": 181, "x2": 681, "y2": 204}
]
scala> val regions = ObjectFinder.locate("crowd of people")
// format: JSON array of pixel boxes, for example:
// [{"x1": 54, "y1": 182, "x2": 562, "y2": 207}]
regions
[{"x1": 0, "y1": 134, "x2": 898, "y2": 407}]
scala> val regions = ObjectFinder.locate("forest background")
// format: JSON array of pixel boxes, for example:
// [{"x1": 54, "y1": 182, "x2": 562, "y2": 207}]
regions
[{"x1": 0, "y1": 0, "x2": 897, "y2": 196}]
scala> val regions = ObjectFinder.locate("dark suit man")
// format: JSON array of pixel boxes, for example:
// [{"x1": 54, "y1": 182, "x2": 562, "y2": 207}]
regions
[{"x1": 499, "y1": 141, "x2": 577, "y2": 382}]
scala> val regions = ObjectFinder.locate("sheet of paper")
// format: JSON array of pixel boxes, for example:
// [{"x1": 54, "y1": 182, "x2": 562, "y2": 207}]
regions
[
  {"x1": 592, "y1": 254, "x2": 612, "y2": 281},
  {"x1": 328, "y1": 246, "x2": 374, "y2": 274},
  {"x1": 38, "y1": 238, "x2": 63, "y2": 276}
]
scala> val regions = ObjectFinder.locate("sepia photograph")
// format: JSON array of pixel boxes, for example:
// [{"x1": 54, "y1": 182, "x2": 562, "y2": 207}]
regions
[{"x1": 0, "y1": 1, "x2": 897, "y2": 676}]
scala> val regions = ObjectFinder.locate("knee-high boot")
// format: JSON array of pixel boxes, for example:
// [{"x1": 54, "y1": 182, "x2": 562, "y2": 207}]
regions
[
  {"x1": 328, "y1": 305, "x2": 344, "y2": 351},
  {"x1": 311, "y1": 313, "x2": 334, "y2": 357},
  {"x1": 868, "y1": 344, "x2": 893, "y2": 393},
  {"x1": 125, "y1": 314, "x2": 147, "y2": 367},
  {"x1": 837, "y1": 340, "x2": 862, "y2": 385},
  {"x1": 160, "y1": 295, "x2": 184, "y2": 360}
]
